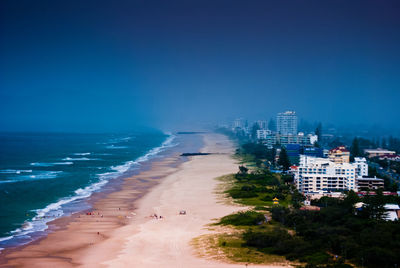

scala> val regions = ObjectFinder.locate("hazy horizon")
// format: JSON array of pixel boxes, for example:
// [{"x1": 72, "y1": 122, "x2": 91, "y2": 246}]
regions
[{"x1": 1, "y1": 0, "x2": 399, "y2": 133}]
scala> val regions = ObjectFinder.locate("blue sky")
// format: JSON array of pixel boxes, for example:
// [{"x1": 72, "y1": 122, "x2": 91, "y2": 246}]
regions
[{"x1": 1, "y1": 0, "x2": 399, "y2": 132}]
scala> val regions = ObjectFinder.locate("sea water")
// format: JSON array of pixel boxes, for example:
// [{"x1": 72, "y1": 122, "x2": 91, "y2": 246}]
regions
[{"x1": 0, "y1": 131, "x2": 176, "y2": 250}]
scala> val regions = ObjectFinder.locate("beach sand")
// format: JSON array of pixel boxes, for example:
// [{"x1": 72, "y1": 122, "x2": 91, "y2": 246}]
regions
[{"x1": 0, "y1": 133, "x2": 288, "y2": 268}]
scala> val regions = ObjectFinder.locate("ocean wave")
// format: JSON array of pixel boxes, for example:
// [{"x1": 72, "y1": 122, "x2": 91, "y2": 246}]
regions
[
  {"x1": 73, "y1": 152, "x2": 91, "y2": 156},
  {"x1": 0, "y1": 180, "x2": 18, "y2": 184},
  {"x1": 0, "y1": 133, "x2": 177, "y2": 250},
  {"x1": 0, "y1": 169, "x2": 32, "y2": 174},
  {"x1": 62, "y1": 157, "x2": 98, "y2": 161},
  {"x1": 1, "y1": 171, "x2": 63, "y2": 184},
  {"x1": 30, "y1": 162, "x2": 54, "y2": 167},
  {"x1": 110, "y1": 134, "x2": 177, "y2": 173},
  {"x1": 52, "y1": 162, "x2": 74, "y2": 165},
  {"x1": 30, "y1": 162, "x2": 73, "y2": 167},
  {"x1": 106, "y1": 145, "x2": 128, "y2": 149}
]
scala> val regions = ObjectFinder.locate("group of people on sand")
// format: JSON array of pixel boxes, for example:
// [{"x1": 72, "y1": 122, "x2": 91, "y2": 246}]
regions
[{"x1": 152, "y1": 213, "x2": 164, "y2": 219}]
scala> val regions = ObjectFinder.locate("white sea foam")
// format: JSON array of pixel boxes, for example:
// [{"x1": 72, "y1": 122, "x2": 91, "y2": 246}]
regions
[
  {"x1": 110, "y1": 134, "x2": 177, "y2": 173},
  {"x1": 0, "y1": 134, "x2": 177, "y2": 249},
  {"x1": 73, "y1": 152, "x2": 91, "y2": 156},
  {"x1": 0, "y1": 169, "x2": 32, "y2": 174},
  {"x1": 62, "y1": 157, "x2": 98, "y2": 161},
  {"x1": 27, "y1": 171, "x2": 63, "y2": 180},
  {"x1": 30, "y1": 162, "x2": 74, "y2": 167},
  {"x1": 30, "y1": 162, "x2": 54, "y2": 167},
  {"x1": 1, "y1": 171, "x2": 63, "y2": 184}
]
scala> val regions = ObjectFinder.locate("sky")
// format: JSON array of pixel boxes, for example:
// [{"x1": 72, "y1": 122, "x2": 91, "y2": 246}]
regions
[{"x1": 1, "y1": 0, "x2": 400, "y2": 132}]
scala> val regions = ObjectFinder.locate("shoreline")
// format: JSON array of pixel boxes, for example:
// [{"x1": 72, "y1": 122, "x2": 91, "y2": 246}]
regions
[
  {"x1": 0, "y1": 133, "x2": 195, "y2": 266},
  {"x1": 0, "y1": 133, "x2": 287, "y2": 267},
  {"x1": 0, "y1": 132, "x2": 181, "y2": 254}
]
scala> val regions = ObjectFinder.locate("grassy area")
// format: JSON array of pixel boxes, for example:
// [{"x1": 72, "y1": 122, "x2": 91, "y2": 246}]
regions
[
  {"x1": 191, "y1": 227, "x2": 290, "y2": 265},
  {"x1": 233, "y1": 153, "x2": 258, "y2": 169},
  {"x1": 223, "y1": 171, "x2": 299, "y2": 208}
]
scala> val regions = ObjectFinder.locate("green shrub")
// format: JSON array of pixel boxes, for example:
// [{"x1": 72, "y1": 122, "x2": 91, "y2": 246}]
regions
[
  {"x1": 219, "y1": 211, "x2": 265, "y2": 226},
  {"x1": 227, "y1": 189, "x2": 259, "y2": 199}
]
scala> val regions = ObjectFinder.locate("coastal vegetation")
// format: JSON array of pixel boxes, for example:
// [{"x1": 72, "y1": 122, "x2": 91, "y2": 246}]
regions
[{"x1": 212, "y1": 142, "x2": 400, "y2": 268}]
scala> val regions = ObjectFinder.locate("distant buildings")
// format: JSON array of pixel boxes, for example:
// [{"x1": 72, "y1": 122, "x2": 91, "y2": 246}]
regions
[
  {"x1": 364, "y1": 148, "x2": 396, "y2": 158},
  {"x1": 256, "y1": 129, "x2": 272, "y2": 140},
  {"x1": 258, "y1": 133, "x2": 318, "y2": 148},
  {"x1": 277, "y1": 111, "x2": 297, "y2": 135},
  {"x1": 256, "y1": 120, "x2": 268, "y2": 130},
  {"x1": 328, "y1": 146, "x2": 350, "y2": 163},
  {"x1": 290, "y1": 155, "x2": 370, "y2": 194},
  {"x1": 233, "y1": 118, "x2": 248, "y2": 129}
]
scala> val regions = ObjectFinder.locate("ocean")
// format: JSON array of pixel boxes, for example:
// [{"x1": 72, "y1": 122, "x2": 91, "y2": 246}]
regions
[{"x1": 0, "y1": 131, "x2": 176, "y2": 250}]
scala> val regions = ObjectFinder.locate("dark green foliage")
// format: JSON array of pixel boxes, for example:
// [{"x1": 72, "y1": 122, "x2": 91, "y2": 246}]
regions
[
  {"x1": 278, "y1": 147, "x2": 291, "y2": 171},
  {"x1": 243, "y1": 227, "x2": 331, "y2": 265},
  {"x1": 350, "y1": 137, "x2": 361, "y2": 158},
  {"x1": 228, "y1": 188, "x2": 259, "y2": 198},
  {"x1": 281, "y1": 174, "x2": 294, "y2": 184},
  {"x1": 238, "y1": 165, "x2": 248, "y2": 175},
  {"x1": 239, "y1": 142, "x2": 275, "y2": 163},
  {"x1": 315, "y1": 123, "x2": 322, "y2": 143},
  {"x1": 218, "y1": 211, "x2": 265, "y2": 226},
  {"x1": 269, "y1": 192, "x2": 400, "y2": 267}
]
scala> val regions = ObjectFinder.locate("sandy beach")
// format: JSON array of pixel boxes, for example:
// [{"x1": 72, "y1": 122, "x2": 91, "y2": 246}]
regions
[{"x1": 0, "y1": 133, "x2": 287, "y2": 268}]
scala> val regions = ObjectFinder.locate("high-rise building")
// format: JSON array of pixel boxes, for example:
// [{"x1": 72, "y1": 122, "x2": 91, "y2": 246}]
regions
[{"x1": 277, "y1": 111, "x2": 297, "y2": 135}]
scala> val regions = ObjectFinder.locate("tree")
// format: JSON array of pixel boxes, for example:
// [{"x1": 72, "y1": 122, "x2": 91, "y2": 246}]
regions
[
  {"x1": 315, "y1": 122, "x2": 322, "y2": 143},
  {"x1": 278, "y1": 147, "x2": 291, "y2": 171},
  {"x1": 350, "y1": 137, "x2": 361, "y2": 159},
  {"x1": 362, "y1": 189, "x2": 387, "y2": 220},
  {"x1": 238, "y1": 165, "x2": 249, "y2": 175},
  {"x1": 251, "y1": 123, "x2": 260, "y2": 141}
]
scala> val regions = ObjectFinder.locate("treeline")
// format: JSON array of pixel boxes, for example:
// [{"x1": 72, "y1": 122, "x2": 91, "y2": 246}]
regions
[
  {"x1": 223, "y1": 169, "x2": 400, "y2": 267},
  {"x1": 263, "y1": 191, "x2": 400, "y2": 267}
]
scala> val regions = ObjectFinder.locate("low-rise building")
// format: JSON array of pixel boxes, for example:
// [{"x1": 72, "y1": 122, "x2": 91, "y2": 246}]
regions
[
  {"x1": 364, "y1": 148, "x2": 396, "y2": 158},
  {"x1": 258, "y1": 133, "x2": 317, "y2": 148},
  {"x1": 356, "y1": 177, "x2": 384, "y2": 190},
  {"x1": 329, "y1": 146, "x2": 350, "y2": 163}
]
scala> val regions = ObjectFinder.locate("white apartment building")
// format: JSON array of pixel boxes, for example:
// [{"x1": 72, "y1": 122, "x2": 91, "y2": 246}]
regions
[
  {"x1": 256, "y1": 129, "x2": 272, "y2": 140},
  {"x1": 258, "y1": 133, "x2": 317, "y2": 148},
  {"x1": 291, "y1": 155, "x2": 368, "y2": 194},
  {"x1": 277, "y1": 111, "x2": 297, "y2": 135}
]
